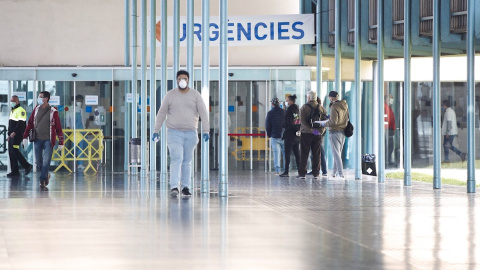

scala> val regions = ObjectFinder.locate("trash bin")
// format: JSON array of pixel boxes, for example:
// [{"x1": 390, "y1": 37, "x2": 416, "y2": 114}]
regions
[
  {"x1": 129, "y1": 138, "x2": 141, "y2": 164},
  {"x1": 362, "y1": 154, "x2": 377, "y2": 176}
]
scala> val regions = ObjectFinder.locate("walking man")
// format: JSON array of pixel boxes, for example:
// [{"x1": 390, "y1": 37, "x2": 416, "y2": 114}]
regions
[
  {"x1": 266, "y1": 97, "x2": 285, "y2": 175},
  {"x1": 321, "y1": 91, "x2": 348, "y2": 179},
  {"x1": 7, "y1": 95, "x2": 33, "y2": 177},
  {"x1": 442, "y1": 99, "x2": 466, "y2": 163},
  {"x1": 152, "y1": 70, "x2": 210, "y2": 197},
  {"x1": 23, "y1": 91, "x2": 64, "y2": 187}
]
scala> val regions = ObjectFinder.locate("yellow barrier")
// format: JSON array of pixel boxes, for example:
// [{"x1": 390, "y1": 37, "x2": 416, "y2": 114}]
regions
[
  {"x1": 230, "y1": 127, "x2": 270, "y2": 161},
  {"x1": 52, "y1": 129, "x2": 104, "y2": 173}
]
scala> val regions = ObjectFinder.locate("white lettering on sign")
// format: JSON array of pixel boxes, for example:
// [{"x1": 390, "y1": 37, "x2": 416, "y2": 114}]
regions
[
  {"x1": 85, "y1": 95, "x2": 99, "y2": 105},
  {"x1": 148, "y1": 14, "x2": 315, "y2": 47}
]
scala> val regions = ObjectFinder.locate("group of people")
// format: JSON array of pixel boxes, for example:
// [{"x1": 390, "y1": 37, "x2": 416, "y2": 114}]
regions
[
  {"x1": 5, "y1": 70, "x2": 467, "y2": 195},
  {"x1": 266, "y1": 90, "x2": 349, "y2": 180}
]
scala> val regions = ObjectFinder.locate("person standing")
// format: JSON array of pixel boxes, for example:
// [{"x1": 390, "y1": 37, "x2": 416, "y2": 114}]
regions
[
  {"x1": 321, "y1": 91, "x2": 348, "y2": 179},
  {"x1": 6, "y1": 95, "x2": 33, "y2": 177},
  {"x1": 297, "y1": 91, "x2": 327, "y2": 179},
  {"x1": 152, "y1": 70, "x2": 210, "y2": 197},
  {"x1": 265, "y1": 97, "x2": 285, "y2": 175},
  {"x1": 442, "y1": 99, "x2": 466, "y2": 163},
  {"x1": 384, "y1": 94, "x2": 396, "y2": 167},
  {"x1": 23, "y1": 91, "x2": 64, "y2": 187},
  {"x1": 66, "y1": 95, "x2": 89, "y2": 170},
  {"x1": 280, "y1": 94, "x2": 300, "y2": 177}
]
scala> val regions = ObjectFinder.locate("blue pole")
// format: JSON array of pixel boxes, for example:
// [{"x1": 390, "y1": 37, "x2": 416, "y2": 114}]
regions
[
  {"x1": 124, "y1": 0, "x2": 131, "y2": 172},
  {"x1": 201, "y1": 0, "x2": 210, "y2": 193},
  {"x1": 466, "y1": 0, "x2": 476, "y2": 193},
  {"x1": 219, "y1": 0, "x2": 228, "y2": 197},
  {"x1": 334, "y1": 0, "x2": 341, "y2": 94},
  {"x1": 149, "y1": 0, "x2": 157, "y2": 175},
  {"x1": 377, "y1": 0, "x2": 385, "y2": 183},
  {"x1": 187, "y1": 0, "x2": 194, "y2": 75},
  {"x1": 315, "y1": 0, "x2": 321, "y2": 95},
  {"x1": 404, "y1": 0, "x2": 412, "y2": 186},
  {"x1": 140, "y1": 0, "x2": 147, "y2": 177},
  {"x1": 173, "y1": 0, "x2": 180, "y2": 76},
  {"x1": 160, "y1": 0, "x2": 168, "y2": 184},
  {"x1": 432, "y1": 0, "x2": 441, "y2": 189},
  {"x1": 354, "y1": 0, "x2": 362, "y2": 180},
  {"x1": 299, "y1": 0, "x2": 305, "y2": 65},
  {"x1": 131, "y1": 0, "x2": 138, "y2": 175}
]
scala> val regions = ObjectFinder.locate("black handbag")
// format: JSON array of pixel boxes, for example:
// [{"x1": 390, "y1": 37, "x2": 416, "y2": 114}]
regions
[
  {"x1": 29, "y1": 129, "x2": 36, "y2": 142},
  {"x1": 344, "y1": 109, "x2": 354, "y2": 137}
]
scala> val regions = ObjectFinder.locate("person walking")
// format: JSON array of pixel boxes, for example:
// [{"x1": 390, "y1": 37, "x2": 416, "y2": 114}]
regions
[
  {"x1": 442, "y1": 99, "x2": 466, "y2": 163},
  {"x1": 320, "y1": 91, "x2": 348, "y2": 180},
  {"x1": 66, "y1": 95, "x2": 89, "y2": 170},
  {"x1": 152, "y1": 70, "x2": 210, "y2": 197},
  {"x1": 384, "y1": 94, "x2": 396, "y2": 167},
  {"x1": 297, "y1": 91, "x2": 327, "y2": 179},
  {"x1": 6, "y1": 95, "x2": 33, "y2": 177},
  {"x1": 266, "y1": 97, "x2": 285, "y2": 175},
  {"x1": 280, "y1": 94, "x2": 300, "y2": 177},
  {"x1": 23, "y1": 91, "x2": 64, "y2": 187}
]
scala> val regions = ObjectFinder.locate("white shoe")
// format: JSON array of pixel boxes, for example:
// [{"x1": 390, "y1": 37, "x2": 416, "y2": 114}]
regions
[
  {"x1": 337, "y1": 175, "x2": 345, "y2": 180},
  {"x1": 328, "y1": 175, "x2": 336, "y2": 180},
  {"x1": 78, "y1": 165, "x2": 85, "y2": 170}
]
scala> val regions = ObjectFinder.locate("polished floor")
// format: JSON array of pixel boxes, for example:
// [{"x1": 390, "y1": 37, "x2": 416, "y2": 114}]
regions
[{"x1": 0, "y1": 170, "x2": 478, "y2": 270}]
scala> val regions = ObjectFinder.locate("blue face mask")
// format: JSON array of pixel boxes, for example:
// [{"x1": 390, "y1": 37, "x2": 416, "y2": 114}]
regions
[
  {"x1": 37, "y1": 97, "x2": 44, "y2": 105},
  {"x1": 10, "y1": 102, "x2": 16, "y2": 107}
]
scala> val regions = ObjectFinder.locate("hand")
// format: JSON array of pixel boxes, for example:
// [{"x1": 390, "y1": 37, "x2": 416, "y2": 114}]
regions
[
  {"x1": 58, "y1": 145, "x2": 64, "y2": 151},
  {"x1": 22, "y1": 139, "x2": 28, "y2": 148},
  {"x1": 152, "y1": 133, "x2": 160, "y2": 143},
  {"x1": 312, "y1": 129, "x2": 320, "y2": 136},
  {"x1": 203, "y1": 133, "x2": 210, "y2": 142}
]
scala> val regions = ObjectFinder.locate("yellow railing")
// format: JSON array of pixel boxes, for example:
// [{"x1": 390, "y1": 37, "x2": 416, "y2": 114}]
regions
[
  {"x1": 230, "y1": 127, "x2": 270, "y2": 161},
  {"x1": 52, "y1": 129, "x2": 104, "y2": 173}
]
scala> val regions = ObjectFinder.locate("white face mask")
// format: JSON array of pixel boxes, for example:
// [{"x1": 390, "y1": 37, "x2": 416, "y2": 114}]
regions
[
  {"x1": 389, "y1": 98, "x2": 394, "y2": 105},
  {"x1": 10, "y1": 102, "x2": 16, "y2": 107},
  {"x1": 76, "y1": 101, "x2": 82, "y2": 107},
  {"x1": 178, "y1": 79, "x2": 188, "y2": 89},
  {"x1": 37, "y1": 97, "x2": 44, "y2": 105}
]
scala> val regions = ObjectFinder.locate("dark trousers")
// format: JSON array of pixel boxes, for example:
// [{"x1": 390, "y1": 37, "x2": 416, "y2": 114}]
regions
[
  {"x1": 283, "y1": 138, "x2": 300, "y2": 173},
  {"x1": 8, "y1": 139, "x2": 29, "y2": 173},
  {"x1": 298, "y1": 133, "x2": 322, "y2": 177}
]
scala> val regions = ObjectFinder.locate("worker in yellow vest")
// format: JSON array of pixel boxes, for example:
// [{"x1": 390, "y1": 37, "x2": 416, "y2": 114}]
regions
[{"x1": 7, "y1": 95, "x2": 33, "y2": 177}]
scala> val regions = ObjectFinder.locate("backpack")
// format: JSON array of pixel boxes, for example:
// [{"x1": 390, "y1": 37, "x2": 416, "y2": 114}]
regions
[{"x1": 306, "y1": 104, "x2": 322, "y2": 128}]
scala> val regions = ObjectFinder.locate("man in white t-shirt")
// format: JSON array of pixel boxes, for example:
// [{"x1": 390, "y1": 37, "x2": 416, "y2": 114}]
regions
[{"x1": 441, "y1": 99, "x2": 466, "y2": 163}]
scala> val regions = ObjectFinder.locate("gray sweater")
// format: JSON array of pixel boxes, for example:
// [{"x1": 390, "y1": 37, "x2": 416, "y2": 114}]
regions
[{"x1": 153, "y1": 88, "x2": 209, "y2": 134}]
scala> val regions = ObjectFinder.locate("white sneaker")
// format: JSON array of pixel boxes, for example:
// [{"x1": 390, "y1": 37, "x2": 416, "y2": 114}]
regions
[
  {"x1": 328, "y1": 175, "x2": 336, "y2": 180},
  {"x1": 337, "y1": 175, "x2": 345, "y2": 180},
  {"x1": 78, "y1": 165, "x2": 85, "y2": 170}
]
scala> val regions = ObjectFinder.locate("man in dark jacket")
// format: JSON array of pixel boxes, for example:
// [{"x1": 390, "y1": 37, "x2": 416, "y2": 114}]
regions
[
  {"x1": 297, "y1": 91, "x2": 327, "y2": 179},
  {"x1": 7, "y1": 95, "x2": 32, "y2": 177},
  {"x1": 266, "y1": 97, "x2": 285, "y2": 174},
  {"x1": 280, "y1": 94, "x2": 300, "y2": 177}
]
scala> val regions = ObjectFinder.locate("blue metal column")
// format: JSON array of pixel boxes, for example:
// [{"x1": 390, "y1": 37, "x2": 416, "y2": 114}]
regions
[
  {"x1": 466, "y1": 0, "x2": 476, "y2": 193},
  {"x1": 403, "y1": 0, "x2": 412, "y2": 186},
  {"x1": 149, "y1": 0, "x2": 157, "y2": 175},
  {"x1": 187, "y1": 0, "x2": 194, "y2": 75},
  {"x1": 140, "y1": 0, "x2": 148, "y2": 177},
  {"x1": 173, "y1": 0, "x2": 180, "y2": 75},
  {"x1": 299, "y1": 0, "x2": 305, "y2": 65},
  {"x1": 201, "y1": 0, "x2": 210, "y2": 193},
  {"x1": 131, "y1": 0, "x2": 139, "y2": 175},
  {"x1": 354, "y1": 0, "x2": 362, "y2": 180},
  {"x1": 131, "y1": 0, "x2": 138, "y2": 149},
  {"x1": 334, "y1": 0, "x2": 341, "y2": 94},
  {"x1": 377, "y1": 0, "x2": 385, "y2": 183},
  {"x1": 124, "y1": 0, "x2": 131, "y2": 172},
  {"x1": 219, "y1": 0, "x2": 228, "y2": 197},
  {"x1": 432, "y1": 0, "x2": 441, "y2": 189},
  {"x1": 160, "y1": 0, "x2": 168, "y2": 184},
  {"x1": 315, "y1": 1, "x2": 322, "y2": 99}
]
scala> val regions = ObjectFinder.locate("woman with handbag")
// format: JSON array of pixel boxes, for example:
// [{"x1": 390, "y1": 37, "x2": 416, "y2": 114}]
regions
[
  {"x1": 280, "y1": 95, "x2": 300, "y2": 177},
  {"x1": 23, "y1": 91, "x2": 64, "y2": 188}
]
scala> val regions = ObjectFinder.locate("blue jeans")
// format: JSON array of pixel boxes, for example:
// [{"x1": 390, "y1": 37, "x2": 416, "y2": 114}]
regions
[
  {"x1": 167, "y1": 129, "x2": 199, "y2": 190},
  {"x1": 270, "y1": 138, "x2": 285, "y2": 173},
  {"x1": 443, "y1": 135, "x2": 463, "y2": 161},
  {"x1": 34, "y1": 139, "x2": 53, "y2": 181}
]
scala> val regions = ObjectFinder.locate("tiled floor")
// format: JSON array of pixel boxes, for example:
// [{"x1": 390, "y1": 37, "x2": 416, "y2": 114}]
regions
[{"x1": 0, "y1": 170, "x2": 478, "y2": 269}]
